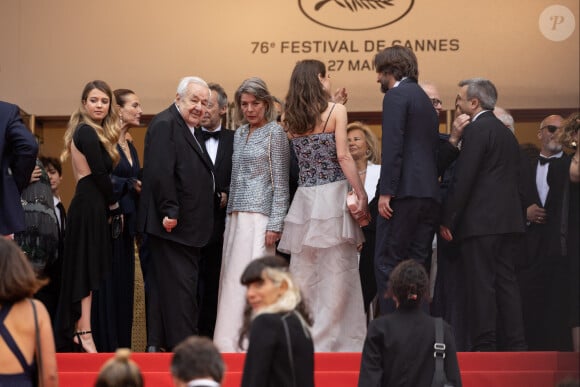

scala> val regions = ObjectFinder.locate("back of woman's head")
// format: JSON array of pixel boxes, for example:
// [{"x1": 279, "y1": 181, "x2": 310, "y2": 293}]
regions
[
  {"x1": 389, "y1": 259, "x2": 429, "y2": 309},
  {"x1": 95, "y1": 348, "x2": 143, "y2": 387},
  {"x1": 284, "y1": 59, "x2": 330, "y2": 135},
  {"x1": 0, "y1": 238, "x2": 46, "y2": 303}
]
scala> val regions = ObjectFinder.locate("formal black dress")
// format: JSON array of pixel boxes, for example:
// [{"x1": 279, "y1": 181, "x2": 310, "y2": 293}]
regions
[
  {"x1": 92, "y1": 141, "x2": 140, "y2": 351},
  {"x1": 55, "y1": 124, "x2": 115, "y2": 352}
]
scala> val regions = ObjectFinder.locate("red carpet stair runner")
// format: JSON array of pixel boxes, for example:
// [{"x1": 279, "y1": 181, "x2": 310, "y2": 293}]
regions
[{"x1": 56, "y1": 351, "x2": 579, "y2": 387}]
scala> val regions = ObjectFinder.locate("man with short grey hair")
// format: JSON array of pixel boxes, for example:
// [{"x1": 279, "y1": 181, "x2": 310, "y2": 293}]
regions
[
  {"x1": 139, "y1": 76, "x2": 216, "y2": 350},
  {"x1": 441, "y1": 78, "x2": 526, "y2": 351}
]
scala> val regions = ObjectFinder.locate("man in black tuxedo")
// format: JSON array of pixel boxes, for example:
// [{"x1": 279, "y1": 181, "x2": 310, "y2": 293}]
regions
[
  {"x1": 373, "y1": 46, "x2": 440, "y2": 315},
  {"x1": 441, "y1": 78, "x2": 526, "y2": 351},
  {"x1": 195, "y1": 83, "x2": 233, "y2": 339},
  {"x1": 518, "y1": 114, "x2": 572, "y2": 350},
  {"x1": 0, "y1": 101, "x2": 38, "y2": 237},
  {"x1": 138, "y1": 77, "x2": 215, "y2": 350}
]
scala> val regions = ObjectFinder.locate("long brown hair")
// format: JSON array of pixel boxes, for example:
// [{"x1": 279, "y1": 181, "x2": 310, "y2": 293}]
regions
[
  {"x1": 283, "y1": 60, "x2": 330, "y2": 136},
  {"x1": 0, "y1": 238, "x2": 48, "y2": 303},
  {"x1": 61, "y1": 80, "x2": 120, "y2": 165}
]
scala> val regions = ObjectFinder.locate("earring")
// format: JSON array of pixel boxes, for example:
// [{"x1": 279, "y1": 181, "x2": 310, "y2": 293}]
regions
[{"x1": 366, "y1": 149, "x2": 371, "y2": 156}]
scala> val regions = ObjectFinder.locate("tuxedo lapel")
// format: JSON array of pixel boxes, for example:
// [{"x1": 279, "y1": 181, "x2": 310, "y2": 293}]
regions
[{"x1": 170, "y1": 105, "x2": 214, "y2": 172}]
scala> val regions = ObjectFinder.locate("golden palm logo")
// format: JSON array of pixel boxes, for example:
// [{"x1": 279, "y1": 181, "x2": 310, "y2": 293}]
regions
[
  {"x1": 300, "y1": 0, "x2": 414, "y2": 31},
  {"x1": 314, "y1": 0, "x2": 394, "y2": 11}
]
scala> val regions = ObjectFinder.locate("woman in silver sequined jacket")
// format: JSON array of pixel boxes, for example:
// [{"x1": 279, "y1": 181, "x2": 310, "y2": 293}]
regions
[{"x1": 213, "y1": 77, "x2": 290, "y2": 352}]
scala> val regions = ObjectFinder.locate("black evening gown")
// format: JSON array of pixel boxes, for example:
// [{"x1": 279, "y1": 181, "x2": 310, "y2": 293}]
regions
[
  {"x1": 55, "y1": 124, "x2": 115, "y2": 352},
  {"x1": 92, "y1": 141, "x2": 140, "y2": 351}
]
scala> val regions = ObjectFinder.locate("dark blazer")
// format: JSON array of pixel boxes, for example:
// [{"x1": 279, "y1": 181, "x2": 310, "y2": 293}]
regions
[
  {"x1": 242, "y1": 311, "x2": 315, "y2": 387},
  {"x1": 442, "y1": 111, "x2": 525, "y2": 240},
  {"x1": 358, "y1": 308, "x2": 462, "y2": 387},
  {"x1": 138, "y1": 104, "x2": 214, "y2": 247},
  {"x1": 195, "y1": 127, "x2": 234, "y2": 243},
  {"x1": 379, "y1": 78, "x2": 439, "y2": 200},
  {"x1": 0, "y1": 101, "x2": 39, "y2": 235}
]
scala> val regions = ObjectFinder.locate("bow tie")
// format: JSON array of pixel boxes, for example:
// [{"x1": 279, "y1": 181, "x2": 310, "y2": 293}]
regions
[
  {"x1": 538, "y1": 156, "x2": 555, "y2": 165},
  {"x1": 201, "y1": 130, "x2": 220, "y2": 141}
]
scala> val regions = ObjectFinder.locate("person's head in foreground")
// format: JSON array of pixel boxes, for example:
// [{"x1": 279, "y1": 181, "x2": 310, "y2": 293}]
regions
[
  {"x1": 171, "y1": 336, "x2": 225, "y2": 387},
  {"x1": 389, "y1": 259, "x2": 429, "y2": 310},
  {"x1": 94, "y1": 348, "x2": 143, "y2": 387},
  {"x1": 238, "y1": 255, "x2": 312, "y2": 349}
]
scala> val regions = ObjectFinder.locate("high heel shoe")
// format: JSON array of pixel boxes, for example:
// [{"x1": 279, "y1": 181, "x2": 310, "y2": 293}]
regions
[{"x1": 73, "y1": 330, "x2": 98, "y2": 353}]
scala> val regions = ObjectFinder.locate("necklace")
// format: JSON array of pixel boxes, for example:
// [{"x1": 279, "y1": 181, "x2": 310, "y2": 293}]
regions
[
  {"x1": 119, "y1": 141, "x2": 129, "y2": 151},
  {"x1": 358, "y1": 169, "x2": 367, "y2": 176}
]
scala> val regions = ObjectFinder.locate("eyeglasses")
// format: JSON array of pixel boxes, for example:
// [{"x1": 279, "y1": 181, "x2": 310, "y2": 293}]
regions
[
  {"x1": 431, "y1": 98, "x2": 443, "y2": 107},
  {"x1": 541, "y1": 125, "x2": 558, "y2": 133}
]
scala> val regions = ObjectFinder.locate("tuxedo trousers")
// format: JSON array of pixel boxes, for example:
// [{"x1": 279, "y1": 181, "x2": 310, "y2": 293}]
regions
[
  {"x1": 148, "y1": 235, "x2": 200, "y2": 350},
  {"x1": 460, "y1": 233, "x2": 527, "y2": 351}
]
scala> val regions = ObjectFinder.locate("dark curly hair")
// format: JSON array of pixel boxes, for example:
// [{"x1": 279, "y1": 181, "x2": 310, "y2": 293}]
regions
[
  {"x1": 374, "y1": 45, "x2": 418, "y2": 81},
  {"x1": 389, "y1": 259, "x2": 429, "y2": 309}
]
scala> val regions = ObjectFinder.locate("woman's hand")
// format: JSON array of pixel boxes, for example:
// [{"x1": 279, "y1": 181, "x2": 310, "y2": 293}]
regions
[
  {"x1": 265, "y1": 230, "x2": 281, "y2": 247},
  {"x1": 29, "y1": 165, "x2": 42, "y2": 183}
]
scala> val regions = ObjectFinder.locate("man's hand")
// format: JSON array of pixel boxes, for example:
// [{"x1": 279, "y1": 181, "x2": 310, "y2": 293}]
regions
[
  {"x1": 163, "y1": 216, "x2": 177, "y2": 232},
  {"x1": 450, "y1": 113, "x2": 469, "y2": 147},
  {"x1": 440, "y1": 225, "x2": 453, "y2": 241},
  {"x1": 378, "y1": 194, "x2": 394, "y2": 219},
  {"x1": 526, "y1": 204, "x2": 547, "y2": 224}
]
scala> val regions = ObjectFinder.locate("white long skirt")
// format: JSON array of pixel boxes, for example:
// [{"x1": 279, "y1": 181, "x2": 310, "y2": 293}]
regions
[
  {"x1": 279, "y1": 180, "x2": 366, "y2": 352},
  {"x1": 213, "y1": 211, "x2": 275, "y2": 352}
]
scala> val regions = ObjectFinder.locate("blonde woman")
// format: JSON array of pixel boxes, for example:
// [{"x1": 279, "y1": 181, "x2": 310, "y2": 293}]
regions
[{"x1": 56, "y1": 80, "x2": 121, "y2": 353}]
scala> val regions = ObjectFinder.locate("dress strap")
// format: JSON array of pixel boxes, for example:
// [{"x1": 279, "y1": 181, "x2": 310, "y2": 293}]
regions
[
  {"x1": 321, "y1": 103, "x2": 336, "y2": 133},
  {"x1": 0, "y1": 303, "x2": 33, "y2": 374}
]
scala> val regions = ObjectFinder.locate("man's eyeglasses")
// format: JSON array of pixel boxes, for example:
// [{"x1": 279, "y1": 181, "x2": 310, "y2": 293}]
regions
[
  {"x1": 541, "y1": 125, "x2": 558, "y2": 133},
  {"x1": 431, "y1": 98, "x2": 443, "y2": 107}
]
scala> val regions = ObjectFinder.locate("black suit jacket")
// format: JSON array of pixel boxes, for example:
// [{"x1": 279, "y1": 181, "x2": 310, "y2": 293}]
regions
[
  {"x1": 195, "y1": 127, "x2": 234, "y2": 243},
  {"x1": 379, "y1": 78, "x2": 439, "y2": 200},
  {"x1": 358, "y1": 308, "x2": 462, "y2": 387},
  {"x1": 138, "y1": 104, "x2": 214, "y2": 247},
  {"x1": 0, "y1": 101, "x2": 39, "y2": 235},
  {"x1": 442, "y1": 111, "x2": 525, "y2": 239}
]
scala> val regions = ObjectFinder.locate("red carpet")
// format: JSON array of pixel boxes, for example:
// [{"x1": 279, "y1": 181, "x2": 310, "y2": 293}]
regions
[{"x1": 56, "y1": 351, "x2": 579, "y2": 387}]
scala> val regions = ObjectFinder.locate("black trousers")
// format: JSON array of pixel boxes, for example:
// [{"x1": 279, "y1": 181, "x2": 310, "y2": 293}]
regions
[
  {"x1": 374, "y1": 197, "x2": 439, "y2": 314},
  {"x1": 148, "y1": 234, "x2": 200, "y2": 350},
  {"x1": 197, "y1": 238, "x2": 223, "y2": 338},
  {"x1": 461, "y1": 233, "x2": 527, "y2": 351}
]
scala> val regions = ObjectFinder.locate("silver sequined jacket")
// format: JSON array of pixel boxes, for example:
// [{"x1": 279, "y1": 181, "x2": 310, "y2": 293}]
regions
[{"x1": 227, "y1": 120, "x2": 290, "y2": 232}]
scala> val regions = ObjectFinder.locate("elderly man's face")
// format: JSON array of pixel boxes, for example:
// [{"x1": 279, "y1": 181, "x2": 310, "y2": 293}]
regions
[{"x1": 176, "y1": 83, "x2": 210, "y2": 127}]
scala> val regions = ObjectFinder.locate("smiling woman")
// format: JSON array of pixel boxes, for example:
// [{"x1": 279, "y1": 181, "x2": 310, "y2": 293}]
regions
[
  {"x1": 238, "y1": 256, "x2": 315, "y2": 387},
  {"x1": 55, "y1": 80, "x2": 121, "y2": 353}
]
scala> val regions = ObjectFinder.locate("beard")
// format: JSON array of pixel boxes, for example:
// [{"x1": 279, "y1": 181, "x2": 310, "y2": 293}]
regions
[
  {"x1": 546, "y1": 141, "x2": 563, "y2": 153},
  {"x1": 380, "y1": 81, "x2": 389, "y2": 93}
]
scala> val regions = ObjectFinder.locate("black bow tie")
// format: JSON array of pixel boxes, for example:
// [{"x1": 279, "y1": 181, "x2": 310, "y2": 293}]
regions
[
  {"x1": 202, "y1": 130, "x2": 220, "y2": 141},
  {"x1": 538, "y1": 156, "x2": 555, "y2": 165}
]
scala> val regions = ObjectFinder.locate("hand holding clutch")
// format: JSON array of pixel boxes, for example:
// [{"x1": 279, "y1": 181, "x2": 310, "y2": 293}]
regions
[{"x1": 347, "y1": 190, "x2": 371, "y2": 227}]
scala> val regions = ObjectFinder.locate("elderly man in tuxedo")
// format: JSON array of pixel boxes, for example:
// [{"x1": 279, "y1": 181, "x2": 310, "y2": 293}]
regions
[
  {"x1": 440, "y1": 78, "x2": 526, "y2": 351},
  {"x1": 139, "y1": 77, "x2": 215, "y2": 351},
  {"x1": 0, "y1": 101, "x2": 38, "y2": 237}
]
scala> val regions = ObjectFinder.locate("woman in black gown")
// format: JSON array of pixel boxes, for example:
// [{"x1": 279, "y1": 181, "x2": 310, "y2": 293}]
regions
[
  {"x1": 93, "y1": 89, "x2": 143, "y2": 351},
  {"x1": 56, "y1": 80, "x2": 121, "y2": 352}
]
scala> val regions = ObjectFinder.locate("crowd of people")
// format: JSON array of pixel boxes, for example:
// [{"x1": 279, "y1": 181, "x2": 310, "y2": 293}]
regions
[{"x1": 1, "y1": 43, "x2": 579, "y2": 385}]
